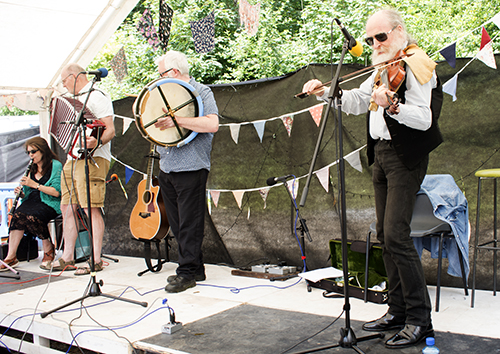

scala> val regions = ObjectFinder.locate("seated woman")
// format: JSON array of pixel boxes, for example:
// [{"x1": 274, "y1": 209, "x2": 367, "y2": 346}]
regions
[{"x1": 0, "y1": 137, "x2": 62, "y2": 271}]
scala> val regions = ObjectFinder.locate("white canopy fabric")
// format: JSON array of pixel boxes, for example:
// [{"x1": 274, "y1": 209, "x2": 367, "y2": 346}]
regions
[{"x1": 0, "y1": 0, "x2": 138, "y2": 94}]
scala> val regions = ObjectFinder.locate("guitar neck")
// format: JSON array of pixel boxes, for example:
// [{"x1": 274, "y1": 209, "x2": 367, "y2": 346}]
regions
[{"x1": 145, "y1": 144, "x2": 155, "y2": 190}]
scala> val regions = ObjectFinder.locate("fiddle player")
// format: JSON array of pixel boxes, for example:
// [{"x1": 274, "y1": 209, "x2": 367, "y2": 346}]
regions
[
  {"x1": 302, "y1": 8, "x2": 443, "y2": 349},
  {"x1": 154, "y1": 50, "x2": 219, "y2": 293}
]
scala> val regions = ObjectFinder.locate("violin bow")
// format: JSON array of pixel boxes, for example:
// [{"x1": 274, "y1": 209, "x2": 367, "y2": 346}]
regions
[{"x1": 295, "y1": 52, "x2": 414, "y2": 99}]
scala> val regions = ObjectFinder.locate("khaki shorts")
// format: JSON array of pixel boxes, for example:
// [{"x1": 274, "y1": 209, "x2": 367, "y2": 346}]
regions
[{"x1": 61, "y1": 157, "x2": 110, "y2": 208}]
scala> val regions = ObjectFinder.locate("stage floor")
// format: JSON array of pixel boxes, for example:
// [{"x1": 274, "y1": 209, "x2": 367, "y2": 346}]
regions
[{"x1": 1, "y1": 254, "x2": 499, "y2": 354}]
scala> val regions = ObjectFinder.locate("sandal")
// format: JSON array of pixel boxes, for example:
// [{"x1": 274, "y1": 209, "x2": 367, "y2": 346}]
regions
[
  {"x1": 74, "y1": 260, "x2": 104, "y2": 276},
  {"x1": 40, "y1": 244, "x2": 55, "y2": 269},
  {"x1": 40, "y1": 258, "x2": 76, "y2": 271},
  {"x1": 0, "y1": 258, "x2": 19, "y2": 272}
]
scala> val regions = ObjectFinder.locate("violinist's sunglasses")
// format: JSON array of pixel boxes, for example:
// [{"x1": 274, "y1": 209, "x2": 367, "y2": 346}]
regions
[{"x1": 365, "y1": 25, "x2": 398, "y2": 46}]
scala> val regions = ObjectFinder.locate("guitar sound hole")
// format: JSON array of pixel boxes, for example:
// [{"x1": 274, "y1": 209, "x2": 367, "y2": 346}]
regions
[{"x1": 143, "y1": 191, "x2": 152, "y2": 204}]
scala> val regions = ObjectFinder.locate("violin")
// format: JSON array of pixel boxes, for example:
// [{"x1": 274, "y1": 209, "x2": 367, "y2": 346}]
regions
[
  {"x1": 295, "y1": 52, "x2": 413, "y2": 99},
  {"x1": 369, "y1": 49, "x2": 407, "y2": 113}
]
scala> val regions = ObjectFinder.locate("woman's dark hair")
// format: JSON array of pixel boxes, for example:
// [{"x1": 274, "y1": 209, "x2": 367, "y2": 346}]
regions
[{"x1": 25, "y1": 136, "x2": 60, "y2": 176}]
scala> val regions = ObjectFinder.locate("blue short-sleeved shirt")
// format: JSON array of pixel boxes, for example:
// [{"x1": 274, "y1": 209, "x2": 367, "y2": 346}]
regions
[{"x1": 157, "y1": 77, "x2": 218, "y2": 173}]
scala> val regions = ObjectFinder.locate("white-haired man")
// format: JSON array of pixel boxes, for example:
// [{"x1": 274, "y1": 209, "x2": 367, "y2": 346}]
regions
[
  {"x1": 302, "y1": 8, "x2": 443, "y2": 349},
  {"x1": 154, "y1": 51, "x2": 219, "y2": 293}
]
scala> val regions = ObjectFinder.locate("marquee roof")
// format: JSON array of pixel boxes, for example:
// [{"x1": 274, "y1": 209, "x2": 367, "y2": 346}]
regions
[{"x1": 0, "y1": 0, "x2": 139, "y2": 93}]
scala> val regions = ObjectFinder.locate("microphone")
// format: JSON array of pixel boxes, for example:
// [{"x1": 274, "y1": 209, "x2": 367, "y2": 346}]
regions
[
  {"x1": 266, "y1": 175, "x2": 294, "y2": 186},
  {"x1": 80, "y1": 68, "x2": 108, "y2": 78},
  {"x1": 106, "y1": 174, "x2": 118, "y2": 184},
  {"x1": 334, "y1": 18, "x2": 363, "y2": 57}
]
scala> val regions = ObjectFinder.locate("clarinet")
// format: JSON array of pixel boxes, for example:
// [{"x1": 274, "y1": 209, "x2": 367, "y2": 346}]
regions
[{"x1": 8, "y1": 159, "x2": 34, "y2": 216}]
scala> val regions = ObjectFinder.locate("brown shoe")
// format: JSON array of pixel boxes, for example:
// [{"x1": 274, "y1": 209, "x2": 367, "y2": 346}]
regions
[
  {"x1": 40, "y1": 258, "x2": 76, "y2": 271},
  {"x1": 0, "y1": 258, "x2": 19, "y2": 272},
  {"x1": 40, "y1": 244, "x2": 55, "y2": 269}
]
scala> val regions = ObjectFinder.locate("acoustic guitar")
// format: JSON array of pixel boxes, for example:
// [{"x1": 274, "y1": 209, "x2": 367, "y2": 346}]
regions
[{"x1": 129, "y1": 144, "x2": 170, "y2": 241}]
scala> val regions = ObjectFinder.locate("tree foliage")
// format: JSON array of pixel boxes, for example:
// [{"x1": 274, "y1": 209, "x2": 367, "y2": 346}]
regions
[{"x1": 90, "y1": 0, "x2": 500, "y2": 100}]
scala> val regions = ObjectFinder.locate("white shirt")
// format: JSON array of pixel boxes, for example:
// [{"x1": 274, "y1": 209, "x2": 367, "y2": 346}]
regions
[
  {"x1": 321, "y1": 66, "x2": 437, "y2": 140},
  {"x1": 72, "y1": 82, "x2": 114, "y2": 161}
]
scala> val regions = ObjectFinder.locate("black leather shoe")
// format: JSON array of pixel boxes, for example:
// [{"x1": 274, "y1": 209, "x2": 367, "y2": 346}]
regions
[
  {"x1": 167, "y1": 273, "x2": 206, "y2": 283},
  {"x1": 165, "y1": 276, "x2": 196, "y2": 293},
  {"x1": 385, "y1": 323, "x2": 434, "y2": 349},
  {"x1": 362, "y1": 313, "x2": 405, "y2": 332}
]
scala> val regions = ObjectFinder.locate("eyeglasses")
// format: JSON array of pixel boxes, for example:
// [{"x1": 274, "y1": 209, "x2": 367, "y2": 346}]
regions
[
  {"x1": 365, "y1": 25, "x2": 398, "y2": 46},
  {"x1": 159, "y1": 68, "x2": 174, "y2": 77},
  {"x1": 26, "y1": 149, "x2": 39, "y2": 155},
  {"x1": 62, "y1": 73, "x2": 74, "y2": 85}
]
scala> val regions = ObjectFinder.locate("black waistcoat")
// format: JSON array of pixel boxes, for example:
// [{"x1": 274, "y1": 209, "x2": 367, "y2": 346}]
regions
[{"x1": 366, "y1": 69, "x2": 444, "y2": 169}]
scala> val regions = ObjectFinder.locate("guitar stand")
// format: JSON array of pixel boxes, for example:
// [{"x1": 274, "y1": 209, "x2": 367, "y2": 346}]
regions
[{"x1": 136, "y1": 235, "x2": 173, "y2": 277}]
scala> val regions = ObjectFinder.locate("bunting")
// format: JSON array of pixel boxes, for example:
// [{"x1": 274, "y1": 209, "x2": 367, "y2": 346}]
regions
[
  {"x1": 159, "y1": 0, "x2": 174, "y2": 51},
  {"x1": 229, "y1": 124, "x2": 241, "y2": 144},
  {"x1": 137, "y1": 8, "x2": 160, "y2": 50},
  {"x1": 309, "y1": 105, "x2": 323, "y2": 127},
  {"x1": 439, "y1": 43, "x2": 456, "y2": 68},
  {"x1": 210, "y1": 190, "x2": 220, "y2": 207},
  {"x1": 442, "y1": 74, "x2": 458, "y2": 101},
  {"x1": 239, "y1": 0, "x2": 260, "y2": 36},
  {"x1": 259, "y1": 187, "x2": 270, "y2": 209},
  {"x1": 315, "y1": 166, "x2": 330, "y2": 193},
  {"x1": 281, "y1": 116, "x2": 294, "y2": 137},
  {"x1": 232, "y1": 190, "x2": 245, "y2": 209},
  {"x1": 190, "y1": 11, "x2": 215, "y2": 54},
  {"x1": 253, "y1": 121, "x2": 266, "y2": 142},
  {"x1": 109, "y1": 46, "x2": 128, "y2": 83},
  {"x1": 286, "y1": 179, "x2": 299, "y2": 200}
]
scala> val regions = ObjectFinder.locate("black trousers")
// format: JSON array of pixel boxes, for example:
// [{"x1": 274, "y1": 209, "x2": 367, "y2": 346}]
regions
[
  {"x1": 158, "y1": 169, "x2": 208, "y2": 280},
  {"x1": 372, "y1": 140, "x2": 431, "y2": 326}
]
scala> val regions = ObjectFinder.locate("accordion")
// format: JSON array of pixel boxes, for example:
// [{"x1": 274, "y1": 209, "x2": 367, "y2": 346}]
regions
[{"x1": 49, "y1": 96, "x2": 105, "y2": 159}]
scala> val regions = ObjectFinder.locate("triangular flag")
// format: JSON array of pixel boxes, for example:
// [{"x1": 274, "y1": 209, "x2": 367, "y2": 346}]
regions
[
  {"x1": 286, "y1": 179, "x2": 299, "y2": 200},
  {"x1": 281, "y1": 116, "x2": 294, "y2": 137},
  {"x1": 309, "y1": 105, "x2": 323, "y2": 127},
  {"x1": 345, "y1": 149, "x2": 363, "y2": 172},
  {"x1": 239, "y1": 0, "x2": 260, "y2": 36},
  {"x1": 137, "y1": 8, "x2": 160, "y2": 50},
  {"x1": 259, "y1": 187, "x2": 270, "y2": 209},
  {"x1": 477, "y1": 41, "x2": 497, "y2": 69},
  {"x1": 253, "y1": 121, "x2": 266, "y2": 142},
  {"x1": 125, "y1": 166, "x2": 134, "y2": 184},
  {"x1": 190, "y1": 11, "x2": 215, "y2": 54},
  {"x1": 232, "y1": 190, "x2": 245, "y2": 209},
  {"x1": 122, "y1": 117, "x2": 133, "y2": 135},
  {"x1": 491, "y1": 12, "x2": 500, "y2": 28},
  {"x1": 229, "y1": 124, "x2": 241, "y2": 144},
  {"x1": 109, "y1": 47, "x2": 128, "y2": 83},
  {"x1": 2, "y1": 95, "x2": 15, "y2": 111},
  {"x1": 439, "y1": 43, "x2": 456, "y2": 68},
  {"x1": 315, "y1": 166, "x2": 330, "y2": 193},
  {"x1": 159, "y1": 0, "x2": 174, "y2": 51},
  {"x1": 480, "y1": 27, "x2": 492, "y2": 50},
  {"x1": 442, "y1": 74, "x2": 458, "y2": 101},
  {"x1": 210, "y1": 190, "x2": 220, "y2": 207}
]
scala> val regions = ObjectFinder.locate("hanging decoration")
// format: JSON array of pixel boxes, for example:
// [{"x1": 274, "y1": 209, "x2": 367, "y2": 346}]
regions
[
  {"x1": 109, "y1": 46, "x2": 128, "y2": 83},
  {"x1": 190, "y1": 11, "x2": 215, "y2": 54},
  {"x1": 159, "y1": 0, "x2": 174, "y2": 51},
  {"x1": 239, "y1": 0, "x2": 260, "y2": 36},
  {"x1": 137, "y1": 8, "x2": 160, "y2": 50}
]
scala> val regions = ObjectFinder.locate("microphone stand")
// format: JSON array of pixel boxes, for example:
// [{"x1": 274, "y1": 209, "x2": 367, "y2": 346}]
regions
[
  {"x1": 294, "y1": 39, "x2": 383, "y2": 353},
  {"x1": 41, "y1": 75, "x2": 147, "y2": 318},
  {"x1": 269, "y1": 178, "x2": 312, "y2": 282}
]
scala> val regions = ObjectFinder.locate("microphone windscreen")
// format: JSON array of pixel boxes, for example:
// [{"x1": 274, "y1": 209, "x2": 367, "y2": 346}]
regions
[
  {"x1": 266, "y1": 177, "x2": 277, "y2": 186},
  {"x1": 349, "y1": 41, "x2": 363, "y2": 57},
  {"x1": 98, "y1": 68, "x2": 108, "y2": 78}
]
